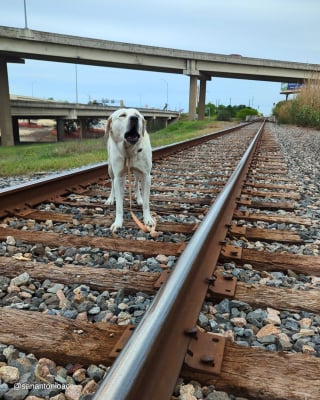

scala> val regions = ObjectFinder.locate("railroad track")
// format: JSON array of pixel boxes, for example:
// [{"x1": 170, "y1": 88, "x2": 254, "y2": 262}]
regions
[{"x1": 0, "y1": 121, "x2": 320, "y2": 399}]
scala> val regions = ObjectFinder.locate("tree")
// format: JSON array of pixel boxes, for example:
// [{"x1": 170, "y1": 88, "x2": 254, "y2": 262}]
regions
[
  {"x1": 217, "y1": 105, "x2": 232, "y2": 121},
  {"x1": 204, "y1": 102, "x2": 217, "y2": 117},
  {"x1": 235, "y1": 107, "x2": 259, "y2": 120}
]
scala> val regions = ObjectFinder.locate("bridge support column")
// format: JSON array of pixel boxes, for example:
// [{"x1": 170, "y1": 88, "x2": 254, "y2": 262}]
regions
[
  {"x1": 56, "y1": 118, "x2": 64, "y2": 142},
  {"x1": 145, "y1": 116, "x2": 168, "y2": 132},
  {"x1": 79, "y1": 118, "x2": 86, "y2": 139},
  {"x1": 184, "y1": 60, "x2": 200, "y2": 120},
  {"x1": 12, "y1": 117, "x2": 20, "y2": 144},
  {"x1": 198, "y1": 75, "x2": 211, "y2": 120},
  {"x1": 0, "y1": 59, "x2": 14, "y2": 146},
  {"x1": 188, "y1": 76, "x2": 198, "y2": 120}
]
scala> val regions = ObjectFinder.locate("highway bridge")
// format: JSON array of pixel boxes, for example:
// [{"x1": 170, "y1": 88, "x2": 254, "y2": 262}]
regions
[
  {"x1": 8, "y1": 95, "x2": 179, "y2": 144},
  {"x1": 1, "y1": 26, "x2": 320, "y2": 145}
]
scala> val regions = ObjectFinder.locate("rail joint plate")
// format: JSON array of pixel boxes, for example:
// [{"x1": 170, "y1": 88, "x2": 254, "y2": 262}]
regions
[
  {"x1": 184, "y1": 331, "x2": 225, "y2": 375},
  {"x1": 208, "y1": 271, "x2": 237, "y2": 297},
  {"x1": 109, "y1": 325, "x2": 135, "y2": 359},
  {"x1": 153, "y1": 270, "x2": 170, "y2": 289}
]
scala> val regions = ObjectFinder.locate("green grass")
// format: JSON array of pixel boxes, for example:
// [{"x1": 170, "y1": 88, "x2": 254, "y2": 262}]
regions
[
  {"x1": 150, "y1": 119, "x2": 230, "y2": 147},
  {"x1": 0, "y1": 119, "x2": 234, "y2": 177},
  {"x1": 0, "y1": 139, "x2": 107, "y2": 177}
]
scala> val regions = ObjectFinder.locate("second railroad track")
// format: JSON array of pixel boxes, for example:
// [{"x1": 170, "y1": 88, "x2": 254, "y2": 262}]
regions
[{"x1": 0, "y1": 121, "x2": 320, "y2": 399}]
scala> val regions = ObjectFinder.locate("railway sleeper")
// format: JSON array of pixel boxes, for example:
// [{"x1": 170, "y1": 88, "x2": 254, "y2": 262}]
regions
[
  {"x1": 2, "y1": 282, "x2": 318, "y2": 398},
  {"x1": 220, "y1": 244, "x2": 320, "y2": 276},
  {"x1": 2, "y1": 257, "x2": 320, "y2": 315},
  {"x1": 228, "y1": 225, "x2": 303, "y2": 243},
  {"x1": 233, "y1": 209, "x2": 312, "y2": 226},
  {"x1": 11, "y1": 209, "x2": 199, "y2": 234},
  {"x1": 181, "y1": 338, "x2": 320, "y2": 399},
  {"x1": 0, "y1": 226, "x2": 186, "y2": 257}
]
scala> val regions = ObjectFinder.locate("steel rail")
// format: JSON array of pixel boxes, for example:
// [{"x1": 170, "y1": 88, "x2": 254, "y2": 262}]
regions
[
  {"x1": 93, "y1": 121, "x2": 265, "y2": 400},
  {"x1": 0, "y1": 122, "x2": 251, "y2": 217}
]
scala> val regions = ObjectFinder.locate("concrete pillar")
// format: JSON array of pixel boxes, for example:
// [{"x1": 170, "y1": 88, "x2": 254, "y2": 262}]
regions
[
  {"x1": 56, "y1": 118, "x2": 65, "y2": 142},
  {"x1": 79, "y1": 118, "x2": 86, "y2": 139},
  {"x1": 188, "y1": 75, "x2": 198, "y2": 120},
  {"x1": 0, "y1": 60, "x2": 14, "y2": 146},
  {"x1": 198, "y1": 78, "x2": 207, "y2": 120},
  {"x1": 145, "y1": 117, "x2": 168, "y2": 132},
  {"x1": 12, "y1": 117, "x2": 20, "y2": 144}
]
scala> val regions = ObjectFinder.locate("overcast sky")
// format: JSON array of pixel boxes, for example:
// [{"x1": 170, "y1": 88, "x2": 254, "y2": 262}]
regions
[{"x1": 1, "y1": 0, "x2": 319, "y2": 115}]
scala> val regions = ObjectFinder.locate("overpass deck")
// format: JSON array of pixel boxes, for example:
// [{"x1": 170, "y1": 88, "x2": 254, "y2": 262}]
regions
[
  {"x1": 1, "y1": 26, "x2": 319, "y2": 82},
  {"x1": 1, "y1": 26, "x2": 320, "y2": 145}
]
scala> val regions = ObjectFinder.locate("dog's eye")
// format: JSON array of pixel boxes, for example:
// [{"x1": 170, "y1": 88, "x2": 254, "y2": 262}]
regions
[{"x1": 119, "y1": 113, "x2": 126, "y2": 118}]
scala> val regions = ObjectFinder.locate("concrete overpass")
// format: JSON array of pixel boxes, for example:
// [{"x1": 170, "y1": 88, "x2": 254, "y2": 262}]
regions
[
  {"x1": 9, "y1": 95, "x2": 179, "y2": 143},
  {"x1": 1, "y1": 26, "x2": 320, "y2": 145}
]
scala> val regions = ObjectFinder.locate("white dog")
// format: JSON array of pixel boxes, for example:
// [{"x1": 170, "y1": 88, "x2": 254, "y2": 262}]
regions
[{"x1": 105, "y1": 108, "x2": 155, "y2": 232}]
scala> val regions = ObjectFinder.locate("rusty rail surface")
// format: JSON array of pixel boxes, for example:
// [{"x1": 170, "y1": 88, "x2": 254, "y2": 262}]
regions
[
  {"x1": 0, "y1": 122, "x2": 249, "y2": 218},
  {"x1": 92, "y1": 123, "x2": 265, "y2": 400}
]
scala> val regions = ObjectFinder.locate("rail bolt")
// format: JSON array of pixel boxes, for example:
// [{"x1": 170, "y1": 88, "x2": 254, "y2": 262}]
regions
[
  {"x1": 200, "y1": 355, "x2": 215, "y2": 366},
  {"x1": 184, "y1": 327, "x2": 198, "y2": 338}
]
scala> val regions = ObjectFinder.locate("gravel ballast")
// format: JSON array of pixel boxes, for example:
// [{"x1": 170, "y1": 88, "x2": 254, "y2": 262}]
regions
[{"x1": 1, "y1": 123, "x2": 320, "y2": 399}]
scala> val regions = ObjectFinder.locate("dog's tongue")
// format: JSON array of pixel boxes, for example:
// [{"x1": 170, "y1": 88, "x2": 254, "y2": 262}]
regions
[{"x1": 125, "y1": 129, "x2": 139, "y2": 144}]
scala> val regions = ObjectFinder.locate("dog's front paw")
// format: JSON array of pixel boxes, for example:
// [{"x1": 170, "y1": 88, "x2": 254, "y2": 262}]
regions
[
  {"x1": 105, "y1": 196, "x2": 114, "y2": 206},
  {"x1": 143, "y1": 213, "x2": 155, "y2": 229},
  {"x1": 110, "y1": 218, "x2": 123, "y2": 232}
]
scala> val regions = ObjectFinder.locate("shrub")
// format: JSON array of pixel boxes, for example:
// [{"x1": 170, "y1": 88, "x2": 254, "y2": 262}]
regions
[
  {"x1": 235, "y1": 107, "x2": 259, "y2": 120},
  {"x1": 216, "y1": 108, "x2": 232, "y2": 121},
  {"x1": 273, "y1": 75, "x2": 320, "y2": 128}
]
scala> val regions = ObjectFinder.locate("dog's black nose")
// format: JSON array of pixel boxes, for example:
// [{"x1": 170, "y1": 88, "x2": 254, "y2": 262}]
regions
[{"x1": 130, "y1": 115, "x2": 139, "y2": 122}]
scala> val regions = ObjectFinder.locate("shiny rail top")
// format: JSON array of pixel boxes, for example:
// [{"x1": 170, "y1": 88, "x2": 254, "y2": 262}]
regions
[{"x1": 93, "y1": 122, "x2": 265, "y2": 400}]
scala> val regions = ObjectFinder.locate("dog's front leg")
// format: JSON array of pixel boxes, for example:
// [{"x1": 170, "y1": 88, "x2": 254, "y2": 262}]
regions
[
  {"x1": 141, "y1": 173, "x2": 155, "y2": 228},
  {"x1": 110, "y1": 175, "x2": 125, "y2": 231},
  {"x1": 106, "y1": 166, "x2": 115, "y2": 205},
  {"x1": 134, "y1": 176, "x2": 143, "y2": 205},
  {"x1": 106, "y1": 181, "x2": 115, "y2": 205}
]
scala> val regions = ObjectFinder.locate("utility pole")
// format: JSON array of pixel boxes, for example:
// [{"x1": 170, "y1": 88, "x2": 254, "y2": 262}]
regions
[{"x1": 24, "y1": 0, "x2": 28, "y2": 28}]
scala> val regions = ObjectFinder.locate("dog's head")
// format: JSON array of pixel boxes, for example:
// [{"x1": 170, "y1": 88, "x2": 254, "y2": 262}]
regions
[{"x1": 106, "y1": 108, "x2": 146, "y2": 145}]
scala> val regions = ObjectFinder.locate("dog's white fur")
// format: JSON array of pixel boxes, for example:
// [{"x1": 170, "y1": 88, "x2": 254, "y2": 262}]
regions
[{"x1": 105, "y1": 108, "x2": 155, "y2": 231}]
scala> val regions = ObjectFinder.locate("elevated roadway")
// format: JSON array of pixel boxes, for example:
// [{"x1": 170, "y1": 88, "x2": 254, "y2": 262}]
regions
[
  {"x1": 1, "y1": 26, "x2": 320, "y2": 145},
  {"x1": 10, "y1": 96, "x2": 178, "y2": 120},
  {"x1": 8, "y1": 96, "x2": 179, "y2": 143}
]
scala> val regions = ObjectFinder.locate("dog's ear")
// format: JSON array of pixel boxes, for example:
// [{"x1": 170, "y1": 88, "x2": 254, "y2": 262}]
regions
[
  {"x1": 105, "y1": 116, "x2": 112, "y2": 138},
  {"x1": 142, "y1": 118, "x2": 146, "y2": 136}
]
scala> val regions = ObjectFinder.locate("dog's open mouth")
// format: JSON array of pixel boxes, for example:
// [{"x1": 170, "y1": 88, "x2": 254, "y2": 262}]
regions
[{"x1": 124, "y1": 129, "x2": 140, "y2": 144}]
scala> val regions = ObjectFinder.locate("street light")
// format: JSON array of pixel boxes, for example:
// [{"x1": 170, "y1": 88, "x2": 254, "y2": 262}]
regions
[
  {"x1": 75, "y1": 64, "x2": 78, "y2": 104},
  {"x1": 160, "y1": 78, "x2": 168, "y2": 110},
  {"x1": 23, "y1": 0, "x2": 28, "y2": 28}
]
